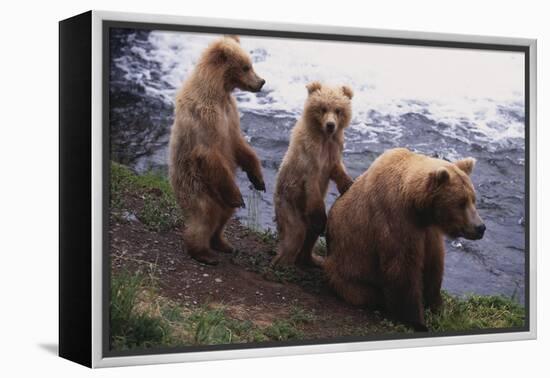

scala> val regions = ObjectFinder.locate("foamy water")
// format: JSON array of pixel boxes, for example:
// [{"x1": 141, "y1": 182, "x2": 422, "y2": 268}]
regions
[{"x1": 115, "y1": 31, "x2": 525, "y2": 147}]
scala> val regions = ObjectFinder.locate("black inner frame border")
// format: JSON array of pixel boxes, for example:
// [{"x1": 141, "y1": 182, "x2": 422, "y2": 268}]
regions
[{"x1": 102, "y1": 19, "x2": 531, "y2": 359}]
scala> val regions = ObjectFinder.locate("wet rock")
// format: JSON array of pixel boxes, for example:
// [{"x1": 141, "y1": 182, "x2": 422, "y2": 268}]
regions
[
  {"x1": 451, "y1": 240, "x2": 463, "y2": 249},
  {"x1": 121, "y1": 211, "x2": 139, "y2": 223}
]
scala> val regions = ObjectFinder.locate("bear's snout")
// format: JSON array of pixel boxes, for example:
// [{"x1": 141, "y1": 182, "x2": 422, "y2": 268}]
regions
[
  {"x1": 326, "y1": 122, "x2": 335, "y2": 134},
  {"x1": 257, "y1": 78, "x2": 266, "y2": 90},
  {"x1": 462, "y1": 222, "x2": 485, "y2": 240},
  {"x1": 248, "y1": 77, "x2": 265, "y2": 92},
  {"x1": 474, "y1": 223, "x2": 486, "y2": 239}
]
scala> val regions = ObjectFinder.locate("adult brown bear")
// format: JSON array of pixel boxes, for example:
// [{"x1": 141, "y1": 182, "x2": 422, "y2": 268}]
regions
[
  {"x1": 324, "y1": 148, "x2": 485, "y2": 331},
  {"x1": 169, "y1": 35, "x2": 266, "y2": 265}
]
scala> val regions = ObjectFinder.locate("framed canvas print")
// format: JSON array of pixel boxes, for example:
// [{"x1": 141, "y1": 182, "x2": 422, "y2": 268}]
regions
[{"x1": 59, "y1": 10, "x2": 537, "y2": 368}]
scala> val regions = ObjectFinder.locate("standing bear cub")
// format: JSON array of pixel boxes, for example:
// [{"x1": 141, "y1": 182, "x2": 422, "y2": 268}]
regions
[
  {"x1": 324, "y1": 148, "x2": 485, "y2": 331},
  {"x1": 273, "y1": 81, "x2": 354, "y2": 267},
  {"x1": 169, "y1": 35, "x2": 266, "y2": 265}
]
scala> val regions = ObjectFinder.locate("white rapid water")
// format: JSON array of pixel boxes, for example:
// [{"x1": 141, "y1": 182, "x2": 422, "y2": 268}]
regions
[{"x1": 115, "y1": 30, "x2": 525, "y2": 146}]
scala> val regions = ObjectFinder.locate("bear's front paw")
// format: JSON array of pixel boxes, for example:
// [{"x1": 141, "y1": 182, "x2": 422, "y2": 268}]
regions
[
  {"x1": 247, "y1": 172, "x2": 266, "y2": 192},
  {"x1": 308, "y1": 209, "x2": 327, "y2": 235}
]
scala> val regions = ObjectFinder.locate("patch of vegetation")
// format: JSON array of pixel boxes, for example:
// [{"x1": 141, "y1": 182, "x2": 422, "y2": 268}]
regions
[
  {"x1": 110, "y1": 271, "x2": 169, "y2": 351},
  {"x1": 110, "y1": 270, "x2": 322, "y2": 351},
  {"x1": 110, "y1": 162, "x2": 182, "y2": 232},
  {"x1": 289, "y1": 305, "x2": 317, "y2": 324},
  {"x1": 110, "y1": 269, "x2": 525, "y2": 352},
  {"x1": 187, "y1": 307, "x2": 248, "y2": 345},
  {"x1": 263, "y1": 306, "x2": 316, "y2": 341},
  {"x1": 426, "y1": 292, "x2": 525, "y2": 331},
  {"x1": 230, "y1": 233, "x2": 326, "y2": 294},
  {"x1": 264, "y1": 320, "x2": 303, "y2": 341},
  {"x1": 315, "y1": 237, "x2": 327, "y2": 257},
  {"x1": 255, "y1": 228, "x2": 278, "y2": 244}
]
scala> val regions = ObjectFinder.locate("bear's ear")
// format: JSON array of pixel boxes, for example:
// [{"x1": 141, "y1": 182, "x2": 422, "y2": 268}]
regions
[
  {"x1": 211, "y1": 49, "x2": 228, "y2": 64},
  {"x1": 306, "y1": 81, "x2": 322, "y2": 95},
  {"x1": 454, "y1": 157, "x2": 476, "y2": 175},
  {"x1": 207, "y1": 44, "x2": 230, "y2": 65},
  {"x1": 428, "y1": 167, "x2": 450, "y2": 190},
  {"x1": 225, "y1": 35, "x2": 241, "y2": 44},
  {"x1": 342, "y1": 85, "x2": 354, "y2": 99}
]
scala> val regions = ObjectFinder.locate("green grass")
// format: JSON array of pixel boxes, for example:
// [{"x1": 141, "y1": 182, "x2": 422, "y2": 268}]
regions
[
  {"x1": 110, "y1": 270, "x2": 317, "y2": 351},
  {"x1": 263, "y1": 307, "x2": 316, "y2": 341},
  {"x1": 110, "y1": 270, "x2": 524, "y2": 352},
  {"x1": 426, "y1": 292, "x2": 525, "y2": 331},
  {"x1": 111, "y1": 162, "x2": 182, "y2": 232},
  {"x1": 110, "y1": 271, "x2": 169, "y2": 350}
]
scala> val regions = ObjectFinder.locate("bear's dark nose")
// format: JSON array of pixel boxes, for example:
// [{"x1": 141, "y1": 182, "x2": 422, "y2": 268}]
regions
[
  {"x1": 475, "y1": 223, "x2": 486, "y2": 238},
  {"x1": 258, "y1": 79, "x2": 266, "y2": 89},
  {"x1": 326, "y1": 122, "x2": 335, "y2": 133}
]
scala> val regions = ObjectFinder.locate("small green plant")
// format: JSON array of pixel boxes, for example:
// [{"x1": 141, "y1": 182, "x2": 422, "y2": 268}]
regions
[
  {"x1": 264, "y1": 320, "x2": 303, "y2": 341},
  {"x1": 289, "y1": 306, "x2": 316, "y2": 324},
  {"x1": 262, "y1": 306, "x2": 315, "y2": 341},
  {"x1": 256, "y1": 228, "x2": 277, "y2": 244},
  {"x1": 140, "y1": 193, "x2": 181, "y2": 232},
  {"x1": 189, "y1": 308, "x2": 235, "y2": 345},
  {"x1": 315, "y1": 237, "x2": 327, "y2": 257}
]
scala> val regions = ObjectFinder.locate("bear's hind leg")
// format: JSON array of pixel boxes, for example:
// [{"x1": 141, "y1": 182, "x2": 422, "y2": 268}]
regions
[
  {"x1": 297, "y1": 228, "x2": 323, "y2": 267},
  {"x1": 210, "y1": 206, "x2": 236, "y2": 254},
  {"x1": 272, "y1": 212, "x2": 306, "y2": 266},
  {"x1": 329, "y1": 271, "x2": 382, "y2": 308},
  {"x1": 183, "y1": 199, "x2": 220, "y2": 265}
]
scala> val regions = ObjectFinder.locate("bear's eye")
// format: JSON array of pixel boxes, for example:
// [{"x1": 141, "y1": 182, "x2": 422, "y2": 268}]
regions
[
  {"x1": 321, "y1": 106, "x2": 328, "y2": 113},
  {"x1": 242, "y1": 65, "x2": 251, "y2": 72},
  {"x1": 335, "y1": 108, "x2": 342, "y2": 116}
]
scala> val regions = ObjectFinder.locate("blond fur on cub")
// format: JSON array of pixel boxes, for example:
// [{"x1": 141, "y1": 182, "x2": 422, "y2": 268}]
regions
[{"x1": 273, "y1": 81, "x2": 354, "y2": 266}]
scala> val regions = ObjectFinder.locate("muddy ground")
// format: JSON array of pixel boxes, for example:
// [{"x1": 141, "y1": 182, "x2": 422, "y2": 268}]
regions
[{"x1": 110, "y1": 214, "x2": 400, "y2": 341}]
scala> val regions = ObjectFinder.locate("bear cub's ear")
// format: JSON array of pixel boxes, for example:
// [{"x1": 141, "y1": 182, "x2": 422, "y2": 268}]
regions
[
  {"x1": 209, "y1": 47, "x2": 228, "y2": 64},
  {"x1": 342, "y1": 85, "x2": 354, "y2": 99},
  {"x1": 225, "y1": 35, "x2": 241, "y2": 44},
  {"x1": 454, "y1": 157, "x2": 476, "y2": 175},
  {"x1": 306, "y1": 81, "x2": 322, "y2": 95},
  {"x1": 428, "y1": 167, "x2": 450, "y2": 190}
]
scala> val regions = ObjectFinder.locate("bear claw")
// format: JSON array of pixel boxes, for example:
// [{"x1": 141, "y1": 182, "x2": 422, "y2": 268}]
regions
[{"x1": 248, "y1": 173, "x2": 266, "y2": 192}]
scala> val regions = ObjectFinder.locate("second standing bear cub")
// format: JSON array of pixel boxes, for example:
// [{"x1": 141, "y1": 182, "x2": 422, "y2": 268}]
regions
[{"x1": 273, "y1": 81, "x2": 354, "y2": 266}]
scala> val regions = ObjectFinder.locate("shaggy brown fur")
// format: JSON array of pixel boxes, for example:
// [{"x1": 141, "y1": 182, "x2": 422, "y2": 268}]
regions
[
  {"x1": 169, "y1": 35, "x2": 266, "y2": 265},
  {"x1": 273, "y1": 81, "x2": 354, "y2": 267},
  {"x1": 324, "y1": 148, "x2": 485, "y2": 331}
]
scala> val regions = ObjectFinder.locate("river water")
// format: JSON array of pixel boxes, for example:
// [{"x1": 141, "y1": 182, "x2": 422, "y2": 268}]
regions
[{"x1": 109, "y1": 28, "x2": 526, "y2": 303}]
